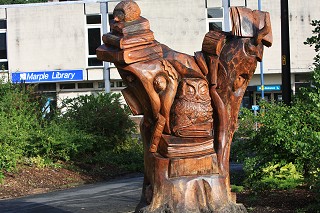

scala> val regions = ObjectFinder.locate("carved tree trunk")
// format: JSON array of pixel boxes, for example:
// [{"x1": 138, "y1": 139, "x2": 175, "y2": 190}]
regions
[{"x1": 96, "y1": 1, "x2": 272, "y2": 212}]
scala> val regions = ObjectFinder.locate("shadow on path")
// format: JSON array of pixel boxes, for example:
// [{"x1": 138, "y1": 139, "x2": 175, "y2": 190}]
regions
[{"x1": 0, "y1": 174, "x2": 143, "y2": 213}]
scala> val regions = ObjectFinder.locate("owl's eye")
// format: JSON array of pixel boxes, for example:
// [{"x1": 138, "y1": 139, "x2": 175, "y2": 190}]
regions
[
  {"x1": 199, "y1": 83, "x2": 208, "y2": 96},
  {"x1": 186, "y1": 85, "x2": 195, "y2": 95}
]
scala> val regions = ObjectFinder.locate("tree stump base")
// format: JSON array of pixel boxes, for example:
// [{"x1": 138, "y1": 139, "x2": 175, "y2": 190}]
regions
[{"x1": 136, "y1": 149, "x2": 247, "y2": 213}]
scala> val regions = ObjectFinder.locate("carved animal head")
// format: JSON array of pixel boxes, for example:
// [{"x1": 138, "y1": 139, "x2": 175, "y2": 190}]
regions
[
  {"x1": 113, "y1": 0, "x2": 141, "y2": 22},
  {"x1": 176, "y1": 78, "x2": 211, "y2": 103}
]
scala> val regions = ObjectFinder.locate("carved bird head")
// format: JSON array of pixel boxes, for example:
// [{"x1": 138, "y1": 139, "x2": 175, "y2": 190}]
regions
[{"x1": 113, "y1": 0, "x2": 141, "y2": 22}]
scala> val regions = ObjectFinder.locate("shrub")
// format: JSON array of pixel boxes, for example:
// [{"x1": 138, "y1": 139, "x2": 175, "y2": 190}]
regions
[
  {"x1": 0, "y1": 83, "x2": 42, "y2": 176},
  {"x1": 0, "y1": 82, "x2": 90, "y2": 181},
  {"x1": 99, "y1": 138, "x2": 144, "y2": 172},
  {"x1": 0, "y1": 81, "x2": 141, "y2": 181},
  {"x1": 233, "y1": 100, "x2": 320, "y2": 190},
  {"x1": 60, "y1": 92, "x2": 137, "y2": 163}
]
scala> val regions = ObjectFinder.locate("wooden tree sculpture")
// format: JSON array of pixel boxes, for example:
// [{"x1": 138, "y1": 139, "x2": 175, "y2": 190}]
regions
[{"x1": 97, "y1": 1, "x2": 272, "y2": 212}]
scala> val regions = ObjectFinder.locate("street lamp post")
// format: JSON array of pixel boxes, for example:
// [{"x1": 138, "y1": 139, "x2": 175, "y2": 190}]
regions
[
  {"x1": 281, "y1": 0, "x2": 291, "y2": 105},
  {"x1": 258, "y1": 0, "x2": 265, "y2": 100}
]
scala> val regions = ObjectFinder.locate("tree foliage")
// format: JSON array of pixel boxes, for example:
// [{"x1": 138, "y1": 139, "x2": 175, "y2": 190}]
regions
[
  {"x1": 0, "y1": 82, "x2": 82, "y2": 180},
  {"x1": 232, "y1": 20, "x2": 320, "y2": 194},
  {"x1": 0, "y1": 83, "x2": 143, "y2": 182},
  {"x1": 233, "y1": 101, "x2": 319, "y2": 190},
  {"x1": 60, "y1": 93, "x2": 138, "y2": 164}
]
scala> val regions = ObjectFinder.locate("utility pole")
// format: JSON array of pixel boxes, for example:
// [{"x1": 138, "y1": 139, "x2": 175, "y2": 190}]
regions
[
  {"x1": 100, "y1": 1, "x2": 111, "y2": 93},
  {"x1": 222, "y1": 0, "x2": 230, "y2": 32},
  {"x1": 258, "y1": 0, "x2": 265, "y2": 100},
  {"x1": 280, "y1": 0, "x2": 291, "y2": 105}
]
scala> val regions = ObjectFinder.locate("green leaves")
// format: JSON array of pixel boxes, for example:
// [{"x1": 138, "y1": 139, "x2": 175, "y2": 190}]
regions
[
  {"x1": 233, "y1": 100, "x2": 320, "y2": 190},
  {"x1": 59, "y1": 92, "x2": 137, "y2": 164},
  {"x1": 0, "y1": 82, "x2": 141, "y2": 182}
]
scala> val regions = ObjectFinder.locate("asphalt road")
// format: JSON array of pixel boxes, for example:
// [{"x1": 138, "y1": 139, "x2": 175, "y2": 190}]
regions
[{"x1": 0, "y1": 174, "x2": 143, "y2": 213}]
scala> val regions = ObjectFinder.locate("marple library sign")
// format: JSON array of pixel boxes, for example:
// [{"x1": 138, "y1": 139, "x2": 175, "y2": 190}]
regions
[{"x1": 11, "y1": 70, "x2": 83, "y2": 83}]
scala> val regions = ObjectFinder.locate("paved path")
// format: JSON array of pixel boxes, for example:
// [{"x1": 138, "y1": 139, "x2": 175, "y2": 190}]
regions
[
  {"x1": 0, "y1": 174, "x2": 143, "y2": 213},
  {"x1": 0, "y1": 164, "x2": 243, "y2": 213}
]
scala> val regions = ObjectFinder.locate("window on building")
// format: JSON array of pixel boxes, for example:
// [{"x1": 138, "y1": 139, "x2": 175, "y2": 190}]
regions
[
  {"x1": 78, "y1": 82, "x2": 94, "y2": 89},
  {"x1": 207, "y1": 8, "x2": 223, "y2": 19},
  {"x1": 0, "y1": 19, "x2": 7, "y2": 71},
  {"x1": 207, "y1": 7, "x2": 224, "y2": 31},
  {"x1": 87, "y1": 14, "x2": 103, "y2": 67},
  {"x1": 116, "y1": 81, "x2": 126, "y2": 87},
  {"x1": 98, "y1": 82, "x2": 105, "y2": 88},
  {"x1": 86, "y1": 15, "x2": 101, "y2": 25},
  {"x1": 37, "y1": 83, "x2": 56, "y2": 91},
  {"x1": 60, "y1": 83, "x2": 76, "y2": 90},
  {"x1": 110, "y1": 80, "x2": 126, "y2": 89}
]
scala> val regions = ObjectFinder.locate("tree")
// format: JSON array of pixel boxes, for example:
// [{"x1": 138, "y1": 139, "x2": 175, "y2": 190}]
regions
[{"x1": 232, "y1": 20, "x2": 320, "y2": 192}]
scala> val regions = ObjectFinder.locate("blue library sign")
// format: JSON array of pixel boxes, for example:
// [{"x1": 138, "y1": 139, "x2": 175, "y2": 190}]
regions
[
  {"x1": 257, "y1": 85, "x2": 281, "y2": 91},
  {"x1": 11, "y1": 70, "x2": 83, "y2": 83},
  {"x1": 251, "y1": 105, "x2": 260, "y2": 111}
]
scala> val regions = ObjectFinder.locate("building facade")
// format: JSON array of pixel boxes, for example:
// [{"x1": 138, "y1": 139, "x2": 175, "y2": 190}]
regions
[{"x1": 0, "y1": 0, "x2": 318, "y2": 108}]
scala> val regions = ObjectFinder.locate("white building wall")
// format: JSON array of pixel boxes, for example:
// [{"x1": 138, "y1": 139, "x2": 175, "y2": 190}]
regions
[
  {"x1": 288, "y1": 0, "x2": 318, "y2": 73},
  {"x1": 248, "y1": 0, "x2": 318, "y2": 76},
  {"x1": 7, "y1": 3, "x2": 86, "y2": 72},
  {"x1": 109, "y1": 0, "x2": 207, "y2": 56},
  {"x1": 0, "y1": 8, "x2": 6, "y2": 19}
]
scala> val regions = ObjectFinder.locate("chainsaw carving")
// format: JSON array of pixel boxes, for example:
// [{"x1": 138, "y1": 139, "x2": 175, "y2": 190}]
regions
[{"x1": 97, "y1": 1, "x2": 272, "y2": 212}]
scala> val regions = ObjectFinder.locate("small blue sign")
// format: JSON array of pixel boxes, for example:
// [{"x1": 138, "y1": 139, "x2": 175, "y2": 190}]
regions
[
  {"x1": 257, "y1": 85, "x2": 281, "y2": 91},
  {"x1": 252, "y1": 105, "x2": 260, "y2": 111},
  {"x1": 11, "y1": 70, "x2": 83, "y2": 83}
]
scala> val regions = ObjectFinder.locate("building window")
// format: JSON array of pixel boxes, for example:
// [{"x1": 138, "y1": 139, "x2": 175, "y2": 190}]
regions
[
  {"x1": 86, "y1": 14, "x2": 103, "y2": 67},
  {"x1": 0, "y1": 19, "x2": 7, "y2": 71},
  {"x1": 207, "y1": 7, "x2": 224, "y2": 31},
  {"x1": 98, "y1": 82, "x2": 105, "y2": 88},
  {"x1": 37, "y1": 83, "x2": 56, "y2": 92},
  {"x1": 78, "y1": 82, "x2": 94, "y2": 89},
  {"x1": 60, "y1": 83, "x2": 76, "y2": 90},
  {"x1": 110, "y1": 80, "x2": 126, "y2": 89},
  {"x1": 86, "y1": 15, "x2": 101, "y2": 25}
]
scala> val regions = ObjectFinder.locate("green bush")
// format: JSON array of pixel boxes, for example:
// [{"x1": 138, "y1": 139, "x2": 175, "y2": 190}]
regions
[
  {"x1": 233, "y1": 100, "x2": 320, "y2": 190},
  {"x1": 0, "y1": 82, "x2": 90, "y2": 180},
  {"x1": 100, "y1": 138, "x2": 144, "y2": 172},
  {"x1": 0, "y1": 83, "x2": 42, "y2": 175},
  {"x1": 0, "y1": 82, "x2": 141, "y2": 181},
  {"x1": 60, "y1": 92, "x2": 137, "y2": 164},
  {"x1": 233, "y1": 19, "x2": 320, "y2": 188},
  {"x1": 28, "y1": 118, "x2": 92, "y2": 162}
]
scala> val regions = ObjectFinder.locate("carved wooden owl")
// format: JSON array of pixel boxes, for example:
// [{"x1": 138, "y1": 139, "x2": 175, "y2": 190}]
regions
[{"x1": 170, "y1": 78, "x2": 213, "y2": 137}]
